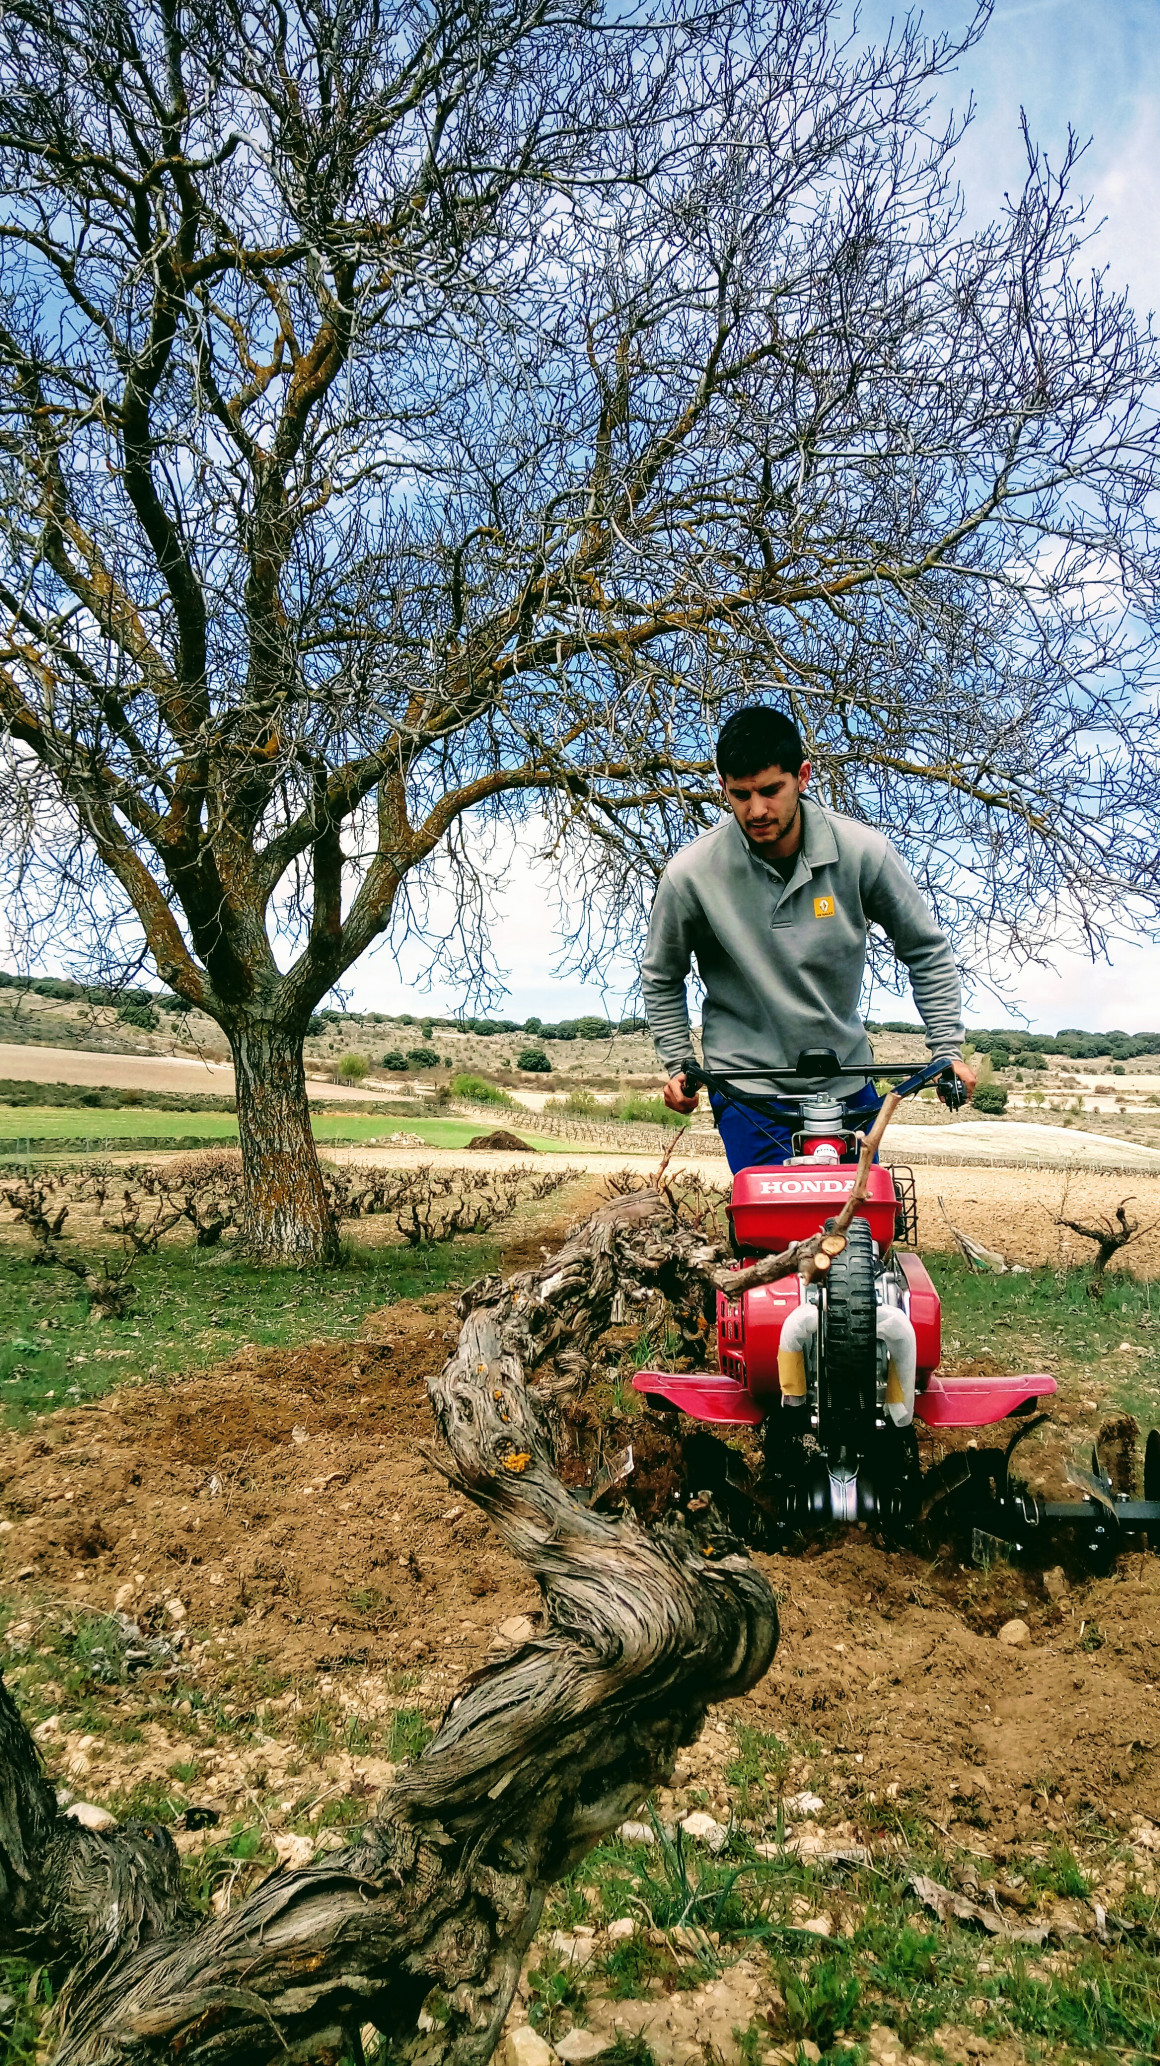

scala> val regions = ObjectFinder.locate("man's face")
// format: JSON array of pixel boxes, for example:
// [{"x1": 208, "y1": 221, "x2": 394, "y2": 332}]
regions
[{"x1": 721, "y1": 760, "x2": 811, "y2": 847}]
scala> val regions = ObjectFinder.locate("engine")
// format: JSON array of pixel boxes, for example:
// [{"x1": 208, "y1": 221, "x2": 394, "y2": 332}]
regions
[{"x1": 717, "y1": 1160, "x2": 941, "y2": 1399}]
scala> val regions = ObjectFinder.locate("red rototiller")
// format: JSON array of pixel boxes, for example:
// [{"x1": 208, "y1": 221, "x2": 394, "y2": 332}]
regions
[{"x1": 633, "y1": 1053, "x2": 1160, "y2": 1566}]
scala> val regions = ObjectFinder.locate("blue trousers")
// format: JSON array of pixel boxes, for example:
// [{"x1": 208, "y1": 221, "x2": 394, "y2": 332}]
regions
[{"x1": 710, "y1": 1085, "x2": 880, "y2": 1173}]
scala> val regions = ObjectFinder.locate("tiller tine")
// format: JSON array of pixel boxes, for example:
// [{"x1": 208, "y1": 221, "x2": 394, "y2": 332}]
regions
[{"x1": 919, "y1": 1419, "x2": 1160, "y2": 1569}]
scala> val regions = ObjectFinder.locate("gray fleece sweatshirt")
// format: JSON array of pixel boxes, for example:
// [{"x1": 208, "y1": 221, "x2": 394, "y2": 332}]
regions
[{"x1": 641, "y1": 802, "x2": 964, "y2": 1087}]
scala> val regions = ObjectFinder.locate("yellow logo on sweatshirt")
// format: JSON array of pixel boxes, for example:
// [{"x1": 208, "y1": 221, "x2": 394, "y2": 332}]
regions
[{"x1": 813, "y1": 895, "x2": 835, "y2": 918}]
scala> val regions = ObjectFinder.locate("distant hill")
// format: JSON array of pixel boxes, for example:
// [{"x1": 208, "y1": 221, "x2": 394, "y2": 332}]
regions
[{"x1": 3, "y1": 971, "x2": 1158, "y2": 1067}]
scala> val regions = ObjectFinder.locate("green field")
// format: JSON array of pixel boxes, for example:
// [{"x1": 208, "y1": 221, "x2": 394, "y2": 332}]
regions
[{"x1": 0, "y1": 1105, "x2": 569, "y2": 1154}]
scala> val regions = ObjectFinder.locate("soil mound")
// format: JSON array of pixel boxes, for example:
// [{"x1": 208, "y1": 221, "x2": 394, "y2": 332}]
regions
[{"x1": 465, "y1": 1128, "x2": 533, "y2": 1151}]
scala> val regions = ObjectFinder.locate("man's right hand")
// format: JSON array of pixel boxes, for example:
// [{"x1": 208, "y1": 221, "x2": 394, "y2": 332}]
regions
[{"x1": 664, "y1": 1072, "x2": 700, "y2": 1114}]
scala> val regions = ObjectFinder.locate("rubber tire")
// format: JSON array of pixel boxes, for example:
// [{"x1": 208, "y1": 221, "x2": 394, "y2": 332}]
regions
[{"x1": 820, "y1": 1213, "x2": 878, "y2": 1441}]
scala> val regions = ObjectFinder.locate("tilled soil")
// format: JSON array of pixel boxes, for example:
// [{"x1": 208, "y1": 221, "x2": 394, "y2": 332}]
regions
[{"x1": 2, "y1": 1291, "x2": 1158, "y2": 1839}]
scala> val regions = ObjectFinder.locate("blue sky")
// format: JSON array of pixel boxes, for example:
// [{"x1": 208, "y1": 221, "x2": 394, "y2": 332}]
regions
[{"x1": 347, "y1": 1, "x2": 1160, "y2": 1034}]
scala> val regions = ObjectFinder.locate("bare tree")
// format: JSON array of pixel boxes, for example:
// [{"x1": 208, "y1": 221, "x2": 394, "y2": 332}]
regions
[
  {"x1": 2, "y1": 0, "x2": 1159, "y2": 1261},
  {"x1": 0, "y1": 1187, "x2": 776, "y2": 2064},
  {"x1": 1052, "y1": 1193, "x2": 1157, "y2": 1299}
]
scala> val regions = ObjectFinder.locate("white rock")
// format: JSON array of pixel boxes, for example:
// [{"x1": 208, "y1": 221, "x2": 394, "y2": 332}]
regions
[
  {"x1": 679, "y1": 1811, "x2": 729, "y2": 1851},
  {"x1": 164, "y1": 1597, "x2": 186, "y2": 1623},
  {"x1": 606, "y1": 1916, "x2": 635, "y2": 1941},
  {"x1": 1043, "y1": 1566, "x2": 1069, "y2": 1603},
  {"x1": 503, "y1": 2027, "x2": 554, "y2": 2066},
  {"x1": 554, "y1": 2032, "x2": 609, "y2": 2063},
  {"x1": 799, "y1": 1914, "x2": 833, "y2": 1937},
  {"x1": 549, "y1": 1931, "x2": 597, "y2": 1968},
  {"x1": 273, "y1": 1831, "x2": 315, "y2": 1870},
  {"x1": 783, "y1": 1790, "x2": 825, "y2": 1817},
  {"x1": 113, "y1": 1581, "x2": 136, "y2": 1611},
  {"x1": 0, "y1": 1519, "x2": 13, "y2": 1534},
  {"x1": 489, "y1": 1613, "x2": 539, "y2": 1649},
  {"x1": 291, "y1": 1424, "x2": 309, "y2": 1444},
  {"x1": 64, "y1": 1800, "x2": 116, "y2": 1833},
  {"x1": 617, "y1": 1820, "x2": 656, "y2": 1845},
  {"x1": 998, "y1": 1618, "x2": 1030, "y2": 1646},
  {"x1": 32, "y1": 1715, "x2": 60, "y2": 1742}
]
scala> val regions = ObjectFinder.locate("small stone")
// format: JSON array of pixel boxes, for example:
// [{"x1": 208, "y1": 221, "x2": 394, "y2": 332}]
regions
[
  {"x1": 503, "y1": 2027, "x2": 554, "y2": 2066},
  {"x1": 164, "y1": 1597, "x2": 186, "y2": 1623},
  {"x1": 113, "y1": 1581, "x2": 136, "y2": 1610},
  {"x1": 555, "y1": 2032, "x2": 609, "y2": 2063},
  {"x1": 0, "y1": 1519, "x2": 13, "y2": 1535},
  {"x1": 291, "y1": 1425, "x2": 309, "y2": 1444},
  {"x1": 274, "y1": 1832, "x2": 316, "y2": 1869},
  {"x1": 800, "y1": 2045, "x2": 822, "y2": 2064},
  {"x1": 617, "y1": 1820, "x2": 656, "y2": 1845},
  {"x1": 489, "y1": 1613, "x2": 539, "y2": 1651},
  {"x1": 998, "y1": 1619, "x2": 1030, "y2": 1646},
  {"x1": 33, "y1": 1715, "x2": 60, "y2": 1742},
  {"x1": 549, "y1": 1930, "x2": 597, "y2": 1968},
  {"x1": 799, "y1": 1914, "x2": 833, "y2": 1937},
  {"x1": 1043, "y1": 1566, "x2": 1069, "y2": 1603},
  {"x1": 606, "y1": 1916, "x2": 635, "y2": 1941},
  {"x1": 0, "y1": 1994, "x2": 15, "y2": 2029},
  {"x1": 784, "y1": 1790, "x2": 825, "y2": 1816},
  {"x1": 65, "y1": 1800, "x2": 116, "y2": 1833},
  {"x1": 679, "y1": 1810, "x2": 729, "y2": 1851}
]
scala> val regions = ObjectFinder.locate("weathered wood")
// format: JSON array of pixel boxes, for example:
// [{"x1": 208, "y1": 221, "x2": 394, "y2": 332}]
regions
[
  {"x1": 0, "y1": 1188, "x2": 777, "y2": 2065},
  {"x1": 229, "y1": 1019, "x2": 341, "y2": 1265}
]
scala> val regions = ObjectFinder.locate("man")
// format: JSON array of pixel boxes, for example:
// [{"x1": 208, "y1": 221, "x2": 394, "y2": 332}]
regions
[{"x1": 642, "y1": 705, "x2": 976, "y2": 1170}]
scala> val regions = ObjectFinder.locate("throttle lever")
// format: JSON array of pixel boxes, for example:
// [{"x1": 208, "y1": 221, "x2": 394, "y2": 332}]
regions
[{"x1": 936, "y1": 1067, "x2": 970, "y2": 1111}]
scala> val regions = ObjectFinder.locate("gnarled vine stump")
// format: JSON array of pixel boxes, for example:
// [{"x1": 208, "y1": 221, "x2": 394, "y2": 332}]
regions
[{"x1": 0, "y1": 1190, "x2": 777, "y2": 2064}]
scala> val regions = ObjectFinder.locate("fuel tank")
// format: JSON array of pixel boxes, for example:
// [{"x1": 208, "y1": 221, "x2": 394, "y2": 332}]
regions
[{"x1": 729, "y1": 1161, "x2": 901, "y2": 1249}]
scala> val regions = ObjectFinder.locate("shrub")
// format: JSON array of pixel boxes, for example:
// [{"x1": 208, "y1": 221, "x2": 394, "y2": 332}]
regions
[
  {"x1": 972, "y1": 1082, "x2": 1008, "y2": 1113},
  {"x1": 382, "y1": 1050, "x2": 408, "y2": 1070},
  {"x1": 517, "y1": 1048, "x2": 551, "y2": 1072},
  {"x1": 449, "y1": 1073, "x2": 513, "y2": 1106},
  {"x1": 575, "y1": 1015, "x2": 612, "y2": 1039},
  {"x1": 338, "y1": 1052, "x2": 369, "y2": 1083},
  {"x1": 116, "y1": 999, "x2": 158, "y2": 1030},
  {"x1": 523, "y1": 1016, "x2": 543, "y2": 1034},
  {"x1": 406, "y1": 1046, "x2": 439, "y2": 1069},
  {"x1": 306, "y1": 1014, "x2": 326, "y2": 1038},
  {"x1": 610, "y1": 1091, "x2": 686, "y2": 1128}
]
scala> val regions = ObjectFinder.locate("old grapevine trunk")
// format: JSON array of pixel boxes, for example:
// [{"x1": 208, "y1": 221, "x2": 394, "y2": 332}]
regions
[
  {"x1": 228, "y1": 1019, "x2": 340, "y2": 1266},
  {"x1": 0, "y1": 1190, "x2": 777, "y2": 2064}
]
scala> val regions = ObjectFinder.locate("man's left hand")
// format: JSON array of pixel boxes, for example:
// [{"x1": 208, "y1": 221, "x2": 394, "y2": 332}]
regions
[{"x1": 952, "y1": 1056, "x2": 977, "y2": 1098}]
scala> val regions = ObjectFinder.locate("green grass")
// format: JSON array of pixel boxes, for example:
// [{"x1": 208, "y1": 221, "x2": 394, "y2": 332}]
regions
[
  {"x1": 0, "y1": 1234, "x2": 500, "y2": 1423},
  {"x1": 541, "y1": 1827, "x2": 1160, "y2": 2065},
  {"x1": 929, "y1": 1251, "x2": 1160, "y2": 1423}
]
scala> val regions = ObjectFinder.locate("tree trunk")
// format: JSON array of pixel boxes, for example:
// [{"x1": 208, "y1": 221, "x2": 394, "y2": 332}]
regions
[
  {"x1": 0, "y1": 1189, "x2": 777, "y2": 2065},
  {"x1": 228, "y1": 1018, "x2": 340, "y2": 1266}
]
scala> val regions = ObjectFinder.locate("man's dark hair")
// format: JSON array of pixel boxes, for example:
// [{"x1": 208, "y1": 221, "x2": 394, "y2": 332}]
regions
[{"x1": 715, "y1": 705, "x2": 805, "y2": 780}]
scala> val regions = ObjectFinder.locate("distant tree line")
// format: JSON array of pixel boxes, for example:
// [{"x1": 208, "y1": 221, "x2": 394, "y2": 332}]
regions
[{"x1": 869, "y1": 1018, "x2": 1160, "y2": 1063}]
